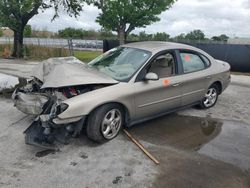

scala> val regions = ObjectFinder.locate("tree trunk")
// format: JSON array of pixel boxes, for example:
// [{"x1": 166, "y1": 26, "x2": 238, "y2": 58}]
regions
[
  {"x1": 118, "y1": 27, "x2": 125, "y2": 45},
  {"x1": 124, "y1": 32, "x2": 128, "y2": 43},
  {"x1": 12, "y1": 27, "x2": 24, "y2": 58}
]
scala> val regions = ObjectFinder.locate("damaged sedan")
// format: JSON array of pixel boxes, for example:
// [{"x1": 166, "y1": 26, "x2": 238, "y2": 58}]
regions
[{"x1": 12, "y1": 42, "x2": 231, "y2": 148}]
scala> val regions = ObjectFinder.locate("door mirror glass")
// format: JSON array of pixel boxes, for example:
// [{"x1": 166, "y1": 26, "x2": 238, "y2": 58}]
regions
[{"x1": 144, "y1": 72, "x2": 159, "y2": 81}]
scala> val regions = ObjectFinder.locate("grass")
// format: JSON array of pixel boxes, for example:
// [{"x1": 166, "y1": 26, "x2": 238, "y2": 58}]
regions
[
  {"x1": 25, "y1": 45, "x2": 70, "y2": 60},
  {"x1": 74, "y1": 50, "x2": 102, "y2": 62},
  {"x1": 0, "y1": 44, "x2": 102, "y2": 63}
]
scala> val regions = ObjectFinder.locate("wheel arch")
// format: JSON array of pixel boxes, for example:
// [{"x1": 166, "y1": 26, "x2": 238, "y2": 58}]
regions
[
  {"x1": 87, "y1": 101, "x2": 131, "y2": 127},
  {"x1": 211, "y1": 81, "x2": 223, "y2": 95}
]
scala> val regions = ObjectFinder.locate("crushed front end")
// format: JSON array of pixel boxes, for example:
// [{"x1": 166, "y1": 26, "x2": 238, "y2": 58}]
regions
[
  {"x1": 24, "y1": 116, "x2": 86, "y2": 149},
  {"x1": 12, "y1": 57, "x2": 118, "y2": 148},
  {"x1": 12, "y1": 78, "x2": 98, "y2": 149},
  {"x1": 13, "y1": 82, "x2": 87, "y2": 149}
]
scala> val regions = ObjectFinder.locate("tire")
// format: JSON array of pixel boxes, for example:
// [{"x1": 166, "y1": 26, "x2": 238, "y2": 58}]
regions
[
  {"x1": 199, "y1": 84, "x2": 219, "y2": 109},
  {"x1": 86, "y1": 104, "x2": 124, "y2": 143}
]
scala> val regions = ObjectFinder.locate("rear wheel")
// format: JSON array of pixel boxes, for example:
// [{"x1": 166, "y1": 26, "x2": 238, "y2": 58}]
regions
[
  {"x1": 200, "y1": 84, "x2": 219, "y2": 109},
  {"x1": 86, "y1": 104, "x2": 124, "y2": 143}
]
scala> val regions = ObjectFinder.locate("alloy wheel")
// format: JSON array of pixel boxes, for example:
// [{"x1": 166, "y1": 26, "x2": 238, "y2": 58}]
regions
[
  {"x1": 203, "y1": 88, "x2": 217, "y2": 108},
  {"x1": 101, "y1": 109, "x2": 122, "y2": 139}
]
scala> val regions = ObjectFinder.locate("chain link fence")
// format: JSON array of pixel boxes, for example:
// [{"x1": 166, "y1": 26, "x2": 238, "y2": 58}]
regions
[
  {"x1": 0, "y1": 37, "x2": 103, "y2": 51},
  {"x1": 0, "y1": 37, "x2": 103, "y2": 59}
]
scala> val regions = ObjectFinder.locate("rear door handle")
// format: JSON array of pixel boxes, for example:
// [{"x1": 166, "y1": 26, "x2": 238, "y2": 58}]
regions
[
  {"x1": 205, "y1": 76, "x2": 211, "y2": 79},
  {"x1": 172, "y1": 83, "x2": 181, "y2": 87}
]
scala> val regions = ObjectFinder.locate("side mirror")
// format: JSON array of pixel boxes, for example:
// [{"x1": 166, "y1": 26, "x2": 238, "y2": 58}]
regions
[{"x1": 144, "y1": 72, "x2": 159, "y2": 81}]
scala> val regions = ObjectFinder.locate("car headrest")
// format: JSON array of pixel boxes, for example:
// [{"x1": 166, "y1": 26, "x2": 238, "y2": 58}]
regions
[
  {"x1": 165, "y1": 53, "x2": 174, "y2": 64},
  {"x1": 155, "y1": 54, "x2": 174, "y2": 67}
]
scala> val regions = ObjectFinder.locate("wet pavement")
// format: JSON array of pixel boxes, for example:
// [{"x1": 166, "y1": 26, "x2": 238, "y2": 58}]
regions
[
  {"x1": 35, "y1": 149, "x2": 58, "y2": 158},
  {"x1": 129, "y1": 114, "x2": 250, "y2": 171},
  {"x1": 128, "y1": 114, "x2": 250, "y2": 188},
  {"x1": 0, "y1": 70, "x2": 250, "y2": 187}
]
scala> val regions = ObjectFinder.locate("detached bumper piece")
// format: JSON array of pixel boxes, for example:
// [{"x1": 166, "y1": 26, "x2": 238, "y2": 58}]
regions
[{"x1": 24, "y1": 120, "x2": 77, "y2": 149}]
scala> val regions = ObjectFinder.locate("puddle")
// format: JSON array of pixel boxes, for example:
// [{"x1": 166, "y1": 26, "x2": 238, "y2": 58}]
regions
[
  {"x1": 129, "y1": 114, "x2": 250, "y2": 170},
  {"x1": 35, "y1": 149, "x2": 57, "y2": 158}
]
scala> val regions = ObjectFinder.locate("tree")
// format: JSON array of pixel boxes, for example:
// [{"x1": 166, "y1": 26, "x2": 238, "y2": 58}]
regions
[
  {"x1": 174, "y1": 33, "x2": 186, "y2": 40},
  {"x1": 139, "y1": 31, "x2": 153, "y2": 41},
  {"x1": 153, "y1": 32, "x2": 170, "y2": 41},
  {"x1": 88, "y1": 0, "x2": 176, "y2": 44},
  {"x1": 99, "y1": 28, "x2": 117, "y2": 39},
  {"x1": 58, "y1": 27, "x2": 84, "y2": 38},
  {"x1": 0, "y1": 0, "x2": 84, "y2": 58},
  {"x1": 127, "y1": 33, "x2": 139, "y2": 41},
  {"x1": 0, "y1": 28, "x2": 3, "y2": 37},
  {"x1": 185, "y1": 30, "x2": 205, "y2": 41},
  {"x1": 24, "y1": 25, "x2": 32, "y2": 37},
  {"x1": 58, "y1": 27, "x2": 116, "y2": 39},
  {"x1": 211, "y1": 34, "x2": 229, "y2": 42}
]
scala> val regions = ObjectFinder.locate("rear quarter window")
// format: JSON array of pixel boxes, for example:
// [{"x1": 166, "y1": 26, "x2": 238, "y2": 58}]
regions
[
  {"x1": 200, "y1": 54, "x2": 211, "y2": 67},
  {"x1": 180, "y1": 52, "x2": 206, "y2": 73}
]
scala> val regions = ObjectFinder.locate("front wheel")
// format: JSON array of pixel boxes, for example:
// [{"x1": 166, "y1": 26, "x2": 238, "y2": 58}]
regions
[
  {"x1": 86, "y1": 104, "x2": 124, "y2": 143},
  {"x1": 200, "y1": 84, "x2": 219, "y2": 109}
]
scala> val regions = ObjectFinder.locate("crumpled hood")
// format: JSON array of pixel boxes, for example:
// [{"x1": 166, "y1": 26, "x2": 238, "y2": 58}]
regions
[{"x1": 30, "y1": 57, "x2": 118, "y2": 89}]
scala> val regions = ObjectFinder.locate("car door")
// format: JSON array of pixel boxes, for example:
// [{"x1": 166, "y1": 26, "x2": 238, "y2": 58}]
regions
[
  {"x1": 133, "y1": 51, "x2": 182, "y2": 120},
  {"x1": 177, "y1": 50, "x2": 212, "y2": 106}
]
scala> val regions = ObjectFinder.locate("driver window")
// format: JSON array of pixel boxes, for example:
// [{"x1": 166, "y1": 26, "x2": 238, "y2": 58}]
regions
[{"x1": 148, "y1": 52, "x2": 175, "y2": 78}]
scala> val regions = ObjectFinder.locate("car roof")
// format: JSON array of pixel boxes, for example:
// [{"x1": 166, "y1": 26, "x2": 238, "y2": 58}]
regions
[{"x1": 122, "y1": 41, "x2": 203, "y2": 54}]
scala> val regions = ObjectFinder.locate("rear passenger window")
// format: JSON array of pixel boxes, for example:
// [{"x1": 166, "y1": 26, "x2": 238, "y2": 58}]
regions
[{"x1": 180, "y1": 52, "x2": 205, "y2": 73}]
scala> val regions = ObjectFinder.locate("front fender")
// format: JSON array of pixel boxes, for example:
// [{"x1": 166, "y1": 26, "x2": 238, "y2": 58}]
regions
[{"x1": 58, "y1": 83, "x2": 135, "y2": 120}]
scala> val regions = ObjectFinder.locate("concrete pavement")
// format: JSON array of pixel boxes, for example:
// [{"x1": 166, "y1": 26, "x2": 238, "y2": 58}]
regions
[{"x1": 0, "y1": 57, "x2": 249, "y2": 188}]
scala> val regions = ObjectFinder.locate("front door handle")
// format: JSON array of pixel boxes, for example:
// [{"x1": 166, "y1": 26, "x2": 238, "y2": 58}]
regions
[
  {"x1": 172, "y1": 83, "x2": 181, "y2": 87},
  {"x1": 205, "y1": 76, "x2": 211, "y2": 79}
]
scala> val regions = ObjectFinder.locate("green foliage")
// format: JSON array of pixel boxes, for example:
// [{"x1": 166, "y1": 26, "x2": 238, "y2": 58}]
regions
[
  {"x1": 24, "y1": 25, "x2": 32, "y2": 37},
  {"x1": 138, "y1": 31, "x2": 153, "y2": 41},
  {"x1": 125, "y1": 31, "x2": 173, "y2": 42},
  {"x1": 58, "y1": 27, "x2": 117, "y2": 39},
  {"x1": 0, "y1": 28, "x2": 3, "y2": 37},
  {"x1": 99, "y1": 28, "x2": 117, "y2": 39},
  {"x1": 88, "y1": 0, "x2": 176, "y2": 44},
  {"x1": 0, "y1": 0, "x2": 84, "y2": 30},
  {"x1": 127, "y1": 34, "x2": 140, "y2": 41},
  {"x1": 57, "y1": 28, "x2": 172, "y2": 42},
  {"x1": 173, "y1": 33, "x2": 186, "y2": 40},
  {"x1": 185, "y1": 30, "x2": 205, "y2": 40},
  {"x1": 211, "y1": 34, "x2": 229, "y2": 42},
  {"x1": 0, "y1": 0, "x2": 85, "y2": 58},
  {"x1": 153, "y1": 32, "x2": 170, "y2": 41},
  {"x1": 58, "y1": 28, "x2": 85, "y2": 38}
]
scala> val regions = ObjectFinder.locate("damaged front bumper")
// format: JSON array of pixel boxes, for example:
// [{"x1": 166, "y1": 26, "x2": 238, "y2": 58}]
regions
[
  {"x1": 12, "y1": 89, "x2": 49, "y2": 115},
  {"x1": 24, "y1": 116, "x2": 86, "y2": 149},
  {"x1": 13, "y1": 88, "x2": 87, "y2": 148}
]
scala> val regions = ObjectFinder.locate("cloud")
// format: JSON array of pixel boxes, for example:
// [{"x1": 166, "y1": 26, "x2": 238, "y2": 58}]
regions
[
  {"x1": 29, "y1": 4, "x2": 100, "y2": 31},
  {"x1": 29, "y1": 0, "x2": 250, "y2": 38}
]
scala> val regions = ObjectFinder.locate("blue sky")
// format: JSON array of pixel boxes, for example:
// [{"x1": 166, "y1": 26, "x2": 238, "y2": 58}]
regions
[{"x1": 29, "y1": 0, "x2": 250, "y2": 38}]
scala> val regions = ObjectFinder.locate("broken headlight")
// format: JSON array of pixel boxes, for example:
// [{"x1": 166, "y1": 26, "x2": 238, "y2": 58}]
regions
[{"x1": 56, "y1": 103, "x2": 69, "y2": 115}]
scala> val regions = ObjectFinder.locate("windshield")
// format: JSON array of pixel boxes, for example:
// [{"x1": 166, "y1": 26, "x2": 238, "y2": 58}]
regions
[{"x1": 88, "y1": 47, "x2": 151, "y2": 82}]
